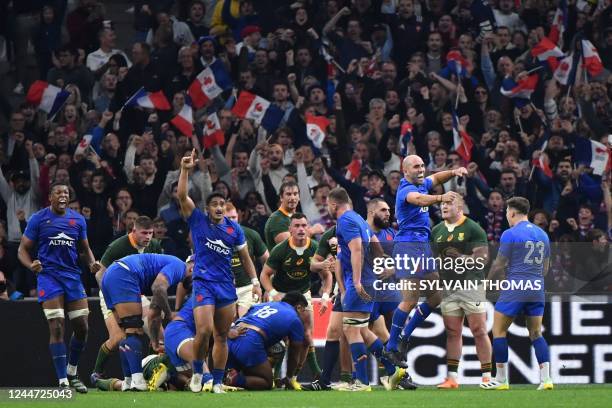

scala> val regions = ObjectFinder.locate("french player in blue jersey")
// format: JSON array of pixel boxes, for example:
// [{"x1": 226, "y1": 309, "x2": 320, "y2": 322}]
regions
[
  {"x1": 385, "y1": 155, "x2": 466, "y2": 366},
  {"x1": 327, "y1": 187, "x2": 405, "y2": 391},
  {"x1": 225, "y1": 293, "x2": 310, "y2": 390},
  {"x1": 177, "y1": 149, "x2": 262, "y2": 393},
  {"x1": 18, "y1": 182, "x2": 97, "y2": 392},
  {"x1": 101, "y1": 253, "x2": 191, "y2": 391},
  {"x1": 483, "y1": 197, "x2": 553, "y2": 391}
]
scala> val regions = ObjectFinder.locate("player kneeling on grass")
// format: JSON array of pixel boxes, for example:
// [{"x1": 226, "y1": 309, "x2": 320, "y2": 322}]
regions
[
  {"x1": 483, "y1": 197, "x2": 553, "y2": 391},
  {"x1": 101, "y1": 253, "x2": 192, "y2": 391},
  {"x1": 225, "y1": 292, "x2": 309, "y2": 390},
  {"x1": 432, "y1": 197, "x2": 492, "y2": 389}
]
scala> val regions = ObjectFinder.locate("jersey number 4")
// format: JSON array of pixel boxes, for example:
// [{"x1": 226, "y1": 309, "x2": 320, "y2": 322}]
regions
[
  {"x1": 252, "y1": 305, "x2": 278, "y2": 319},
  {"x1": 523, "y1": 241, "x2": 545, "y2": 265}
]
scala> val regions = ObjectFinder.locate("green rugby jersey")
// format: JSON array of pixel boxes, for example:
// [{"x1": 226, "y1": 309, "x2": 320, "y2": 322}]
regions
[{"x1": 266, "y1": 237, "x2": 318, "y2": 293}]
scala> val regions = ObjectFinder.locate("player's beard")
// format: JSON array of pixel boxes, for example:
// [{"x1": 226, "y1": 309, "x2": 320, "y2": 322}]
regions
[{"x1": 373, "y1": 216, "x2": 389, "y2": 230}]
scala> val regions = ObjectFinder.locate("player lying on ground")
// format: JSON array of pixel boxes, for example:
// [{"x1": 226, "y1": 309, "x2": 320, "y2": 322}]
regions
[
  {"x1": 18, "y1": 182, "x2": 96, "y2": 393},
  {"x1": 432, "y1": 197, "x2": 492, "y2": 389},
  {"x1": 225, "y1": 292, "x2": 310, "y2": 390},
  {"x1": 484, "y1": 197, "x2": 553, "y2": 391},
  {"x1": 100, "y1": 253, "x2": 192, "y2": 390},
  {"x1": 90, "y1": 215, "x2": 163, "y2": 385}
]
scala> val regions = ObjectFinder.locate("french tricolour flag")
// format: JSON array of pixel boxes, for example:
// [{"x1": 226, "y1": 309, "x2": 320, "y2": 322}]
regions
[
  {"x1": 548, "y1": 0, "x2": 567, "y2": 47},
  {"x1": 188, "y1": 60, "x2": 232, "y2": 109},
  {"x1": 202, "y1": 112, "x2": 225, "y2": 148},
  {"x1": 553, "y1": 53, "x2": 576, "y2": 85},
  {"x1": 500, "y1": 74, "x2": 538, "y2": 108},
  {"x1": 124, "y1": 87, "x2": 171, "y2": 110},
  {"x1": 531, "y1": 37, "x2": 564, "y2": 71},
  {"x1": 170, "y1": 98, "x2": 194, "y2": 136},
  {"x1": 532, "y1": 139, "x2": 553, "y2": 178},
  {"x1": 305, "y1": 114, "x2": 330, "y2": 149},
  {"x1": 451, "y1": 110, "x2": 473, "y2": 164},
  {"x1": 581, "y1": 40, "x2": 604, "y2": 77},
  {"x1": 574, "y1": 137, "x2": 610, "y2": 176},
  {"x1": 232, "y1": 91, "x2": 283, "y2": 132},
  {"x1": 26, "y1": 80, "x2": 70, "y2": 118}
]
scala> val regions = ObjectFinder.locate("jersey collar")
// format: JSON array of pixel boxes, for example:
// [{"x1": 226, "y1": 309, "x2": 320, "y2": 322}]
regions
[
  {"x1": 278, "y1": 207, "x2": 293, "y2": 217},
  {"x1": 444, "y1": 215, "x2": 467, "y2": 232},
  {"x1": 288, "y1": 237, "x2": 310, "y2": 251}
]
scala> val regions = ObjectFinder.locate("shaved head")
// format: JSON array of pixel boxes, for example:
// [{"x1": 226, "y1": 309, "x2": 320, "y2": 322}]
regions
[{"x1": 402, "y1": 155, "x2": 426, "y2": 185}]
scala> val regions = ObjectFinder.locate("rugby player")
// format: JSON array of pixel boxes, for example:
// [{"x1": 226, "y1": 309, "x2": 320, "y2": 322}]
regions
[
  {"x1": 328, "y1": 187, "x2": 405, "y2": 391},
  {"x1": 302, "y1": 225, "x2": 354, "y2": 391},
  {"x1": 177, "y1": 149, "x2": 262, "y2": 393},
  {"x1": 101, "y1": 253, "x2": 191, "y2": 391},
  {"x1": 261, "y1": 213, "x2": 331, "y2": 386},
  {"x1": 90, "y1": 216, "x2": 163, "y2": 384},
  {"x1": 264, "y1": 180, "x2": 324, "y2": 250},
  {"x1": 225, "y1": 202, "x2": 269, "y2": 317},
  {"x1": 225, "y1": 292, "x2": 310, "y2": 390},
  {"x1": 432, "y1": 197, "x2": 492, "y2": 388},
  {"x1": 385, "y1": 155, "x2": 465, "y2": 367},
  {"x1": 483, "y1": 197, "x2": 553, "y2": 390},
  {"x1": 18, "y1": 182, "x2": 96, "y2": 392}
]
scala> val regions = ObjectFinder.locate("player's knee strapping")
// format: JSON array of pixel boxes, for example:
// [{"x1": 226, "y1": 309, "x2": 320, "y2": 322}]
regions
[
  {"x1": 67, "y1": 309, "x2": 89, "y2": 320},
  {"x1": 119, "y1": 315, "x2": 144, "y2": 330},
  {"x1": 44, "y1": 308, "x2": 65, "y2": 320},
  {"x1": 342, "y1": 317, "x2": 369, "y2": 327}
]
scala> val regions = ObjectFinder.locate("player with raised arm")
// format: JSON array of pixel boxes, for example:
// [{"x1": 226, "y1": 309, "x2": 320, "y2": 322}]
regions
[
  {"x1": 384, "y1": 155, "x2": 466, "y2": 367},
  {"x1": 261, "y1": 213, "x2": 331, "y2": 387},
  {"x1": 18, "y1": 182, "x2": 96, "y2": 392},
  {"x1": 432, "y1": 196, "x2": 492, "y2": 389},
  {"x1": 177, "y1": 149, "x2": 262, "y2": 394},
  {"x1": 483, "y1": 197, "x2": 553, "y2": 391},
  {"x1": 101, "y1": 253, "x2": 192, "y2": 391},
  {"x1": 90, "y1": 216, "x2": 163, "y2": 385},
  {"x1": 225, "y1": 292, "x2": 310, "y2": 390},
  {"x1": 328, "y1": 187, "x2": 405, "y2": 391}
]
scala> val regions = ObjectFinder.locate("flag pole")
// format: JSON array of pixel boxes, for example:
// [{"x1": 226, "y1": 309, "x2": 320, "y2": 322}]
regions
[{"x1": 526, "y1": 65, "x2": 544, "y2": 75}]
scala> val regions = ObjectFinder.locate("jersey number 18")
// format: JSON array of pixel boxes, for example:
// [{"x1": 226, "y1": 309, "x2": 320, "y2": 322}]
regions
[{"x1": 253, "y1": 305, "x2": 278, "y2": 319}]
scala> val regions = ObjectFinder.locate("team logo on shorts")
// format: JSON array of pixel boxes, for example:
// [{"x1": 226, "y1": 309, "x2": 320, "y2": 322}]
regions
[
  {"x1": 39, "y1": 289, "x2": 45, "y2": 297},
  {"x1": 196, "y1": 294, "x2": 204, "y2": 302}
]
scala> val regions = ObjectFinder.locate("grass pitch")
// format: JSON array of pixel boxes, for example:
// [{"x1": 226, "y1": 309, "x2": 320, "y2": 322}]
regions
[{"x1": 7, "y1": 385, "x2": 611, "y2": 408}]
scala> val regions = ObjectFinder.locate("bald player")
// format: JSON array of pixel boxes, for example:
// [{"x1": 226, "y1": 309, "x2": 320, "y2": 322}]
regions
[{"x1": 384, "y1": 155, "x2": 466, "y2": 367}]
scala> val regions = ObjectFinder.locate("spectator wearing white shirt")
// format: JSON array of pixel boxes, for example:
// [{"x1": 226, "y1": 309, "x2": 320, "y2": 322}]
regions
[{"x1": 86, "y1": 28, "x2": 131, "y2": 75}]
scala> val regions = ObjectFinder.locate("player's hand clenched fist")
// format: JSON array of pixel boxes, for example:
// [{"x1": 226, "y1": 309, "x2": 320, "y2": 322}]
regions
[
  {"x1": 30, "y1": 260, "x2": 43, "y2": 274},
  {"x1": 452, "y1": 167, "x2": 468, "y2": 178}
]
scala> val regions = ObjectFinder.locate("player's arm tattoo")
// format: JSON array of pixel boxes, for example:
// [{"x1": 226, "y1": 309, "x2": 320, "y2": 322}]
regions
[
  {"x1": 150, "y1": 275, "x2": 172, "y2": 321},
  {"x1": 542, "y1": 257, "x2": 550, "y2": 277},
  {"x1": 286, "y1": 340, "x2": 303, "y2": 378},
  {"x1": 487, "y1": 254, "x2": 508, "y2": 281}
]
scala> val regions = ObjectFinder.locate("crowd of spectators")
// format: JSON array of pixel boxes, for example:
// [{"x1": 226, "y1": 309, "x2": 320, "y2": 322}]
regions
[{"x1": 0, "y1": 0, "x2": 610, "y2": 298}]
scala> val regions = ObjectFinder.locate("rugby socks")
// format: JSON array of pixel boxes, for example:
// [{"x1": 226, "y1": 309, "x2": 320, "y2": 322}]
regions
[
  {"x1": 307, "y1": 346, "x2": 322, "y2": 377},
  {"x1": 202, "y1": 372, "x2": 213, "y2": 384},
  {"x1": 49, "y1": 342, "x2": 68, "y2": 385},
  {"x1": 94, "y1": 342, "x2": 114, "y2": 374},
  {"x1": 119, "y1": 342, "x2": 132, "y2": 382},
  {"x1": 67, "y1": 336, "x2": 86, "y2": 376},
  {"x1": 401, "y1": 303, "x2": 432, "y2": 340},
  {"x1": 273, "y1": 358, "x2": 283, "y2": 380},
  {"x1": 386, "y1": 309, "x2": 409, "y2": 351},
  {"x1": 532, "y1": 337, "x2": 551, "y2": 382},
  {"x1": 340, "y1": 372, "x2": 352, "y2": 383},
  {"x1": 212, "y1": 368, "x2": 225, "y2": 385},
  {"x1": 481, "y1": 362, "x2": 492, "y2": 380},
  {"x1": 121, "y1": 334, "x2": 144, "y2": 379},
  {"x1": 192, "y1": 360, "x2": 204, "y2": 375},
  {"x1": 368, "y1": 338, "x2": 396, "y2": 376},
  {"x1": 320, "y1": 340, "x2": 340, "y2": 386},
  {"x1": 492, "y1": 337, "x2": 509, "y2": 382},
  {"x1": 349, "y1": 343, "x2": 369, "y2": 385},
  {"x1": 447, "y1": 358, "x2": 459, "y2": 380}
]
